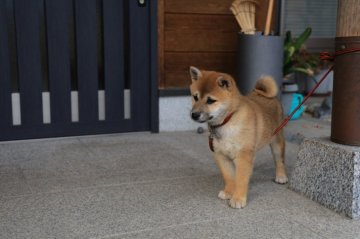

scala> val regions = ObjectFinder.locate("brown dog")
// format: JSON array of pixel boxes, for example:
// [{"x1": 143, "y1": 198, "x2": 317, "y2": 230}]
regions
[{"x1": 189, "y1": 66, "x2": 288, "y2": 209}]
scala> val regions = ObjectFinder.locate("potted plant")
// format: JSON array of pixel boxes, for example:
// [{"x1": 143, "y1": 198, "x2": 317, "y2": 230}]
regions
[
  {"x1": 282, "y1": 27, "x2": 312, "y2": 119},
  {"x1": 283, "y1": 27, "x2": 313, "y2": 78}
]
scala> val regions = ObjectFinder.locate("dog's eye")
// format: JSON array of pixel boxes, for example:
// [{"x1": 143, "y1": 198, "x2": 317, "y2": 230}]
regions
[
  {"x1": 207, "y1": 98, "x2": 216, "y2": 104},
  {"x1": 193, "y1": 95, "x2": 199, "y2": 101}
]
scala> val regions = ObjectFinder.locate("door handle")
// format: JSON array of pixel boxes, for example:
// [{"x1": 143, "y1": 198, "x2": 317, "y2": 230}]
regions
[{"x1": 138, "y1": 0, "x2": 146, "y2": 7}]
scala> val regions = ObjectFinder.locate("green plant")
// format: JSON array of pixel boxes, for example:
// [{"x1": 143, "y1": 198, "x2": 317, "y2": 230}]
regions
[{"x1": 283, "y1": 27, "x2": 314, "y2": 77}]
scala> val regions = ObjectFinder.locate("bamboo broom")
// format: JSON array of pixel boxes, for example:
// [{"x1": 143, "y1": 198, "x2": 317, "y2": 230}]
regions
[{"x1": 230, "y1": 0, "x2": 259, "y2": 35}]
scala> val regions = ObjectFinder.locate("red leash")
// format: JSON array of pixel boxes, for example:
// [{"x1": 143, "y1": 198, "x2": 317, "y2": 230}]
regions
[{"x1": 273, "y1": 47, "x2": 360, "y2": 136}]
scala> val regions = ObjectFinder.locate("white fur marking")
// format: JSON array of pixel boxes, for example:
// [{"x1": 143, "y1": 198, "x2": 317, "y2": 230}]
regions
[{"x1": 218, "y1": 190, "x2": 231, "y2": 200}]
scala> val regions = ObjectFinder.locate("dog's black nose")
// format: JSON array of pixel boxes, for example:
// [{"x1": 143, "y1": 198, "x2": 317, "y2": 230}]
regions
[{"x1": 191, "y1": 112, "x2": 201, "y2": 120}]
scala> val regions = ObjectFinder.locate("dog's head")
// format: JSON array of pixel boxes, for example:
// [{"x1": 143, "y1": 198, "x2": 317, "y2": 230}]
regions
[{"x1": 189, "y1": 66, "x2": 236, "y2": 124}]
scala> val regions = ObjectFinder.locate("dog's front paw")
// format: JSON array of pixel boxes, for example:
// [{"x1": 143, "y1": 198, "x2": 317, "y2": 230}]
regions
[
  {"x1": 275, "y1": 175, "x2": 288, "y2": 184},
  {"x1": 229, "y1": 197, "x2": 247, "y2": 209},
  {"x1": 218, "y1": 190, "x2": 232, "y2": 200}
]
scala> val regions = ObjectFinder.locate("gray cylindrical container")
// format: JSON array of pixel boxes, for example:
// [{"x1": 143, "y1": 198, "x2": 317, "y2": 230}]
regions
[{"x1": 236, "y1": 33, "x2": 283, "y2": 96}]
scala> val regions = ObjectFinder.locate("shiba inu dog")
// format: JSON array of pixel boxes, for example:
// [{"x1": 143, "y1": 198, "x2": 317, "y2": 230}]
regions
[{"x1": 189, "y1": 66, "x2": 288, "y2": 209}]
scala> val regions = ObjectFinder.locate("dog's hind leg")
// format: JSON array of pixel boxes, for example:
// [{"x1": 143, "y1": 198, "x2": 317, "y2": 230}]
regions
[
  {"x1": 214, "y1": 153, "x2": 235, "y2": 200},
  {"x1": 270, "y1": 132, "x2": 288, "y2": 184}
]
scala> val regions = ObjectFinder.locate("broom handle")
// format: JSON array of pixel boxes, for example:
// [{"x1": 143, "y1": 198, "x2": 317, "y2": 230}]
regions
[{"x1": 264, "y1": 0, "x2": 274, "y2": 36}]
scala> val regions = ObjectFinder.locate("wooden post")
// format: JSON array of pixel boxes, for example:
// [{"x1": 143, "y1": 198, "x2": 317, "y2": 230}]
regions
[
  {"x1": 331, "y1": 0, "x2": 360, "y2": 145},
  {"x1": 336, "y1": 0, "x2": 360, "y2": 37}
]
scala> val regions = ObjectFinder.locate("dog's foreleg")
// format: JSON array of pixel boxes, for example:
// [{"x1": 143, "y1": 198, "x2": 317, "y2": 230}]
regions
[
  {"x1": 214, "y1": 153, "x2": 235, "y2": 200},
  {"x1": 230, "y1": 150, "x2": 254, "y2": 209},
  {"x1": 270, "y1": 133, "x2": 288, "y2": 184}
]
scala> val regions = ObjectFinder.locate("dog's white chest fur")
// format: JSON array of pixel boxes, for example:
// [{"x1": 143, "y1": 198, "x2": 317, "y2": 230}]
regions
[{"x1": 213, "y1": 124, "x2": 243, "y2": 158}]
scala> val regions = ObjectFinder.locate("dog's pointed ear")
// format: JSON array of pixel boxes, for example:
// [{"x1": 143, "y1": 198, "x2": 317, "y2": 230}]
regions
[
  {"x1": 217, "y1": 76, "x2": 231, "y2": 90},
  {"x1": 190, "y1": 66, "x2": 202, "y2": 82}
]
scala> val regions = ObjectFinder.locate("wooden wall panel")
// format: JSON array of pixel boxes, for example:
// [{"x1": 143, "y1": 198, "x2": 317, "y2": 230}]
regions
[
  {"x1": 165, "y1": 14, "x2": 238, "y2": 30},
  {"x1": 165, "y1": 30, "x2": 237, "y2": 52},
  {"x1": 165, "y1": 52, "x2": 236, "y2": 88},
  {"x1": 165, "y1": 14, "x2": 238, "y2": 53},
  {"x1": 165, "y1": 0, "x2": 234, "y2": 14},
  {"x1": 163, "y1": 12, "x2": 238, "y2": 88}
]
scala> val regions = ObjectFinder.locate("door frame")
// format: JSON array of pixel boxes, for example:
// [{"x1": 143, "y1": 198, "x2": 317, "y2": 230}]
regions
[{"x1": 149, "y1": 0, "x2": 159, "y2": 133}]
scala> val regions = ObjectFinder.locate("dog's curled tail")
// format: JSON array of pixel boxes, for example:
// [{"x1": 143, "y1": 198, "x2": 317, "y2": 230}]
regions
[{"x1": 254, "y1": 75, "x2": 278, "y2": 98}]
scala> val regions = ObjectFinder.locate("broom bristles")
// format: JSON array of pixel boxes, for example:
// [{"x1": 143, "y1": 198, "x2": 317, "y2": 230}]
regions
[{"x1": 230, "y1": 0, "x2": 258, "y2": 34}]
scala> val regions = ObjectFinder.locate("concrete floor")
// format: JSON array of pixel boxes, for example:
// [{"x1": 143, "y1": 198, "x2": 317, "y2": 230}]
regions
[{"x1": 1, "y1": 121, "x2": 360, "y2": 238}]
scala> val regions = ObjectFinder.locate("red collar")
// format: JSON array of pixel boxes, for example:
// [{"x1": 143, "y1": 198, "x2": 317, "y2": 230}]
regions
[{"x1": 208, "y1": 112, "x2": 234, "y2": 152}]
